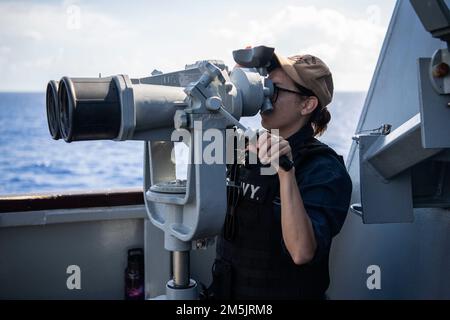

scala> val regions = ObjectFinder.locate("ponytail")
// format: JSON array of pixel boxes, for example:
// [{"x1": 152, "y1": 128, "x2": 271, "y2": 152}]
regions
[{"x1": 310, "y1": 106, "x2": 331, "y2": 137}]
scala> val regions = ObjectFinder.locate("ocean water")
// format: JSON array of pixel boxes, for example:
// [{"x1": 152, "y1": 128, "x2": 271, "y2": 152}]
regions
[{"x1": 0, "y1": 92, "x2": 365, "y2": 195}]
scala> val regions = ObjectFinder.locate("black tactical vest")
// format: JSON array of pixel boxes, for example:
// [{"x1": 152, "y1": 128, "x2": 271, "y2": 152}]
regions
[{"x1": 210, "y1": 137, "x2": 345, "y2": 300}]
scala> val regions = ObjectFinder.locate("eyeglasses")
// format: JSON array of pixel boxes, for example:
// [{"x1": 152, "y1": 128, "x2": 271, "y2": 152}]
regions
[{"x1": 271, "y1": 84, "x2": 313, "y2": 104}]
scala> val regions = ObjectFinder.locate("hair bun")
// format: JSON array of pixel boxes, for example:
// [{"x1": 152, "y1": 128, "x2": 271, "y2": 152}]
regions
[{"x1": 312, "y1": 107, "x2": 331, "y2": 136}]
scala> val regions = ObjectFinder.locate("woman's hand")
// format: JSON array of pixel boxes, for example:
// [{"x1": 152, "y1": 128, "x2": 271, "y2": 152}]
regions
[{"x1": 248, "y1": 131, "x2": 293, "y2": 173}]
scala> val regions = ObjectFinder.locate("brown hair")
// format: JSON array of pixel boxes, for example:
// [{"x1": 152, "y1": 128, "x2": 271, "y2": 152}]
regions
[
  {"x1": 294, "y1": 83, "x2": 331, "y2": 137},
  {"x1": 297, "y1": 92, "x2": 331, "y2": 137},
  {"x1": 310, "y1": 106, "x2": 331, "y2": 137}
]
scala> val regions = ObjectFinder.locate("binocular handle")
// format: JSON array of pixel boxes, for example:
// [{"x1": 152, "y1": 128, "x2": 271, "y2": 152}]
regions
[{"x1": 278, "y1": 155, "x2": 294, "y2": 171}]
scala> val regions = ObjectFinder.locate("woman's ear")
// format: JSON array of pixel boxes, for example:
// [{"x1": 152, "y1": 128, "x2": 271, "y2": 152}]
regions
[{"x1": 300, "y1": 96, "x2": 319, "y2": 116}]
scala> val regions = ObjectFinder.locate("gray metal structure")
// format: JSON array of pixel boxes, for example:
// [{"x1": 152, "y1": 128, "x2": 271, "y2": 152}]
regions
[
  {"x1": 329, "y1": 0, "x2": 450, "y2": 299},
  {"x1": 142, "y1": 63, "x2": 274, "y2": 299}
]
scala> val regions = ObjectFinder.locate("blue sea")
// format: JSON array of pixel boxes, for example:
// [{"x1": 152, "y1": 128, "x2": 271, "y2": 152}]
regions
[{"x1": 0, "y1": 92, "x2": 365, "y2": 195}]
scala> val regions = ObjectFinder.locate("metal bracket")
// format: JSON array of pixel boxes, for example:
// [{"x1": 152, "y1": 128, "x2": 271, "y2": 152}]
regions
[
  {"x1": 410, "y1": 0, "x2": 450, "y2": 48},
  {"x1": 358, "y1": 133, "x2": 414, "y2": 224},
  {"x1": 419, "y1": 57, "x2": 450, "y2": 148}
]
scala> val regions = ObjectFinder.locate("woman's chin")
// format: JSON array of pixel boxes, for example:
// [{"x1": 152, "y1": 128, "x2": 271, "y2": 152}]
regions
[{"x1": 261, "y1": 116, "x2": 272, "y2": 130}]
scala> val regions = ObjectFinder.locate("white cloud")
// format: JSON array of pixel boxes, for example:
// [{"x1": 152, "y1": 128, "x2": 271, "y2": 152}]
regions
[
  {"x1": 0, "y1": 2, "x2": 145, "y2": 90},
  {"x1": 209, "y1": 5, "x2": 388, "y2": 91},
  {"x1": 23, "y1": 31, "x2": 43, "y2": 42},
  {"x1": 0, "y1": 2, "x2": 390, "y2": 92}
]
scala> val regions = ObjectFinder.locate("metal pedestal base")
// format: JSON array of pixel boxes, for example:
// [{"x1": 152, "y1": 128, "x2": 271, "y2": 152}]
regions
[{"x1": 150, "y1": 279, "x2": 198, "y2": 300}]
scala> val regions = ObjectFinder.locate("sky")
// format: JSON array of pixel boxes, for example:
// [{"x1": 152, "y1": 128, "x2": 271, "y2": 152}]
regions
[{"x1": 0, "y1": 0, "x2": 396, "y2": 92}]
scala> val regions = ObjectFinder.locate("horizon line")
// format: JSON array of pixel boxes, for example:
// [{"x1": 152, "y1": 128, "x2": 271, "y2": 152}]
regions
[{"x1": 0, "y1": 90, "x2": 368, "y2": 94}]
